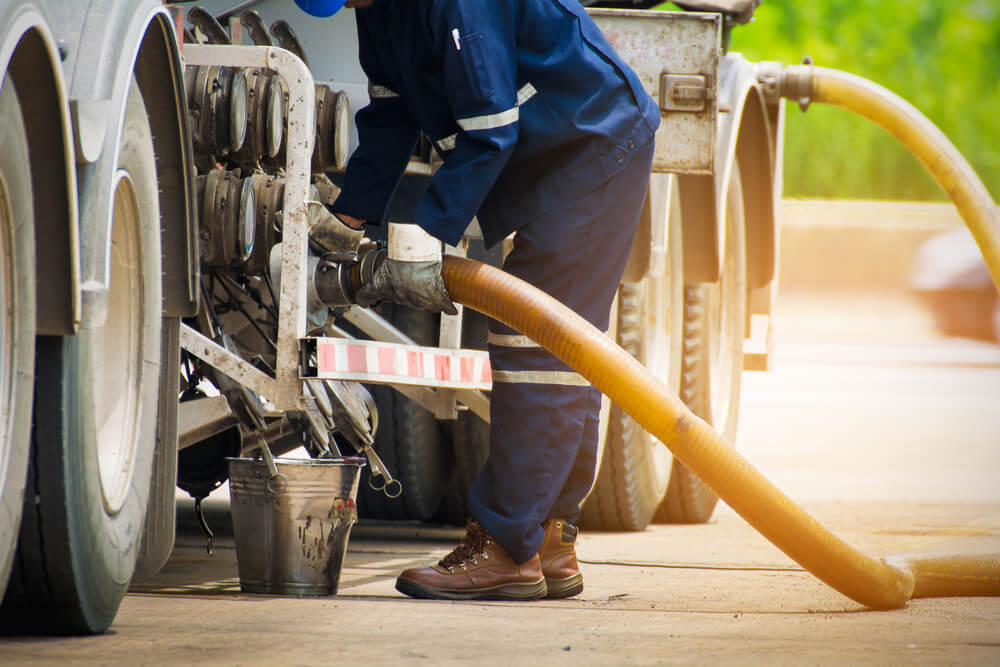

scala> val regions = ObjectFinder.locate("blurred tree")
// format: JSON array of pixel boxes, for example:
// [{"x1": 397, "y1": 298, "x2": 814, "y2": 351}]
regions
[{"x1": 656, "y1": 1, "x2": 1000, "y2": 201}]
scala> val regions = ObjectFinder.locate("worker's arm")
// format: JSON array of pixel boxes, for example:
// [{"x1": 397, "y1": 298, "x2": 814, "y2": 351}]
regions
[
  {"x1": 333, "y1": 11, "x2": 420, "y2": 226},
  {"x1": 410, "y1": 1, "x2": 519, "y2": 246}
]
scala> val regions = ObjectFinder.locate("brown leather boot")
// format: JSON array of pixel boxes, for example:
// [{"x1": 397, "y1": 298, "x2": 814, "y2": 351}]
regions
[
  {"x1": 395, "y1": 520, "x2": 547, "y2": 601},
  {"x1": 539, "y1": 519, "x2": 583, "y2": 598}
]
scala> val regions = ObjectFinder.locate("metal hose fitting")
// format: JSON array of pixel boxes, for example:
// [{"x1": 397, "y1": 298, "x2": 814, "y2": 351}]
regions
[{"x1": 314, "y1": 242, "x2": 385, "y2": 309}]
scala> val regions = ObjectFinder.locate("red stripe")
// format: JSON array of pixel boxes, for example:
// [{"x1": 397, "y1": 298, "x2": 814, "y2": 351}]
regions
[
  {"x1": 481, "y1": 362, "x2": 492, "y2": 384},
  {"x1": 347, "y1": 345, "x2": 367, "y2": 373},
  {"x1": 378, "y1": 347, "x2": 396, "y2": 375},
  {"x1": 319, "y1": 343, "x2": 337, "y2": 372},
  {"x1": 407, "y1": 350, "x2": 423, "y2": 378},
  {"x1": 434, "y1": 354, "x2": 450, "y2": 381},
  {"x1": 460, "y1": 357, "x2": 474, "y2": 383}
]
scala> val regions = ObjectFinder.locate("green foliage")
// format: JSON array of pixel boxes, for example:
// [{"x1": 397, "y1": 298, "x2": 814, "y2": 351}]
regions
[{"x1": 658, "y1": 1, "x2": 1000, "y2": 201}]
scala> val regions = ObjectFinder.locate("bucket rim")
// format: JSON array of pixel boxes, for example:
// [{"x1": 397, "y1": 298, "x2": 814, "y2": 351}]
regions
[{"x1": 226, "y1": 455, "x2": 366, "y2": 467}]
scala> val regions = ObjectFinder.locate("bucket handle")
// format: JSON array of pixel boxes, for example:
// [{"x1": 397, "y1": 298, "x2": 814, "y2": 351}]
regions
[{"x1": 257, "y1": 440, "x2": 288, "y2": 494}]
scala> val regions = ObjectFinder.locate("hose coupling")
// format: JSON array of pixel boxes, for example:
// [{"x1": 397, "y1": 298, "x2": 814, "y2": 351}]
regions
[
  {"x1": 756, "y1": 57, "x2": 814, "y2": 112},
  {"x1": 314, "y1": 242, "x2": 386, "y2": 308}
]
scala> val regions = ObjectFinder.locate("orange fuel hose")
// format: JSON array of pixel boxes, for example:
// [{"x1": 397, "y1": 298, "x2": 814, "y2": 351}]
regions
[
  {"x1": 782, "y1": 65, "x2": 1000, "y2": 293},
  {"x1": 441, "y1": 255, "x2": 1000, "y2": 609},
  {"x1": 438, "y1": 64, "x2": 1000, "y2": 609}
]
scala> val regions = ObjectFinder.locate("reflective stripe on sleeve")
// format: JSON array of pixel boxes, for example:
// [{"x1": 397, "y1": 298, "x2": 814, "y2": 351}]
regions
[
  {"x1": 368, "y1": 82, "x2": 400, "y2": 99},
  {"x1": 455, "y1": 83, "x2": 538, "y2": 133},
  {"x1": 457, "y1": 106, "x2": 519, "y2": 132},
  {"x1": 516, "y1": 83, "x2": 537, "y2": 105},
  {"x1": 487, "y1": 333, "x2": 541, "y2": 349},
  {"x1": 437, "y1": 133, "x2": 457, "y2": 151},
  {"x1": 491, "y1": 370, "x2": 590, "y2": 386}
]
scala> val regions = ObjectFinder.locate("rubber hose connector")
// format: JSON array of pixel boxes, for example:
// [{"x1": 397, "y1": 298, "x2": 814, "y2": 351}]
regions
[{"x1": 441, "y1": 255, "x2": 1000, "y2": 609}]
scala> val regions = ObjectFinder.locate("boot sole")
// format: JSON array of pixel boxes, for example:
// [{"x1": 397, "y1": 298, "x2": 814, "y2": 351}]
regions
[
  {"x1": 544, "y1": 573, "x2": 583, "y2": 599},
  {"x1": 395, "y1": 577, "x2": 547, "y2": 601}
]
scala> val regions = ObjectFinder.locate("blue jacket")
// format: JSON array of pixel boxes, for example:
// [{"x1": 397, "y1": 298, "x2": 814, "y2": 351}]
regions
[{"x1": 333, "y1": 0, "x2": 660, "y2": 248}]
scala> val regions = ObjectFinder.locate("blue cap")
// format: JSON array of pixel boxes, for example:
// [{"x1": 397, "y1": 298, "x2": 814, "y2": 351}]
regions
[{"x1": 294, "y1": 0, "x2": 347, "y2": 18}]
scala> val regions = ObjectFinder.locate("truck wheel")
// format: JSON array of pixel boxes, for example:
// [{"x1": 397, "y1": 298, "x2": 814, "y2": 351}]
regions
[
  {"x1": 580, "y1": 174, "x2": 684, "y2": 531},
  {"x1": 437, "y1": 410, "x2": 490, "y2": 524},
  {"x1": 358, "y1": 304, "x2": 451, "y2": 521},
  {"x1": 136, "y1": 318, "x2": 181, "y2": 578},
  {"x1": 657, "y1": 165, "x2": 746, "y2": 524},
  {"x1": 2, "y1": 80, "x2": 162, "y2": 633},
  {"x1": 434, "y1": 306, "x2": 492, "y2": 525},
  {"x1": 0, "y1": 76, "x2": 36, "y2": 601}
]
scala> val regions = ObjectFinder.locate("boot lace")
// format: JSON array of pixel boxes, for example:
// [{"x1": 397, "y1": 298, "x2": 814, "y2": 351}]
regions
[{"x1": 439, "y1": 520, "x2": 492, "y2": 571}]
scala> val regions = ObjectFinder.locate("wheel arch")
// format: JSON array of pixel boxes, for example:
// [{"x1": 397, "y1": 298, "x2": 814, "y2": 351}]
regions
[
  {"x1": 69, "y1": 2, "x2": 198, "y2": 329},
  {"x1": 735, "y1": 84, "x2": 778, "y2": 290},
  {"x1": 133, "y1": 12, "x2": 199, "y2": 318},
  {"x1": 678, "y1": 54, "x2": 779, "y2": 287},
  {"x1": 1, "y1": 7, "x2": 80, "y2": 335}
]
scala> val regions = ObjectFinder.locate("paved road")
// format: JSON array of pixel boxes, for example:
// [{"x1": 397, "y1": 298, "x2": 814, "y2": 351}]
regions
[
  {"x1": 2, "y1": 289, "x2": 998, "y2": 664},
  {"x1": 741, "y1": 288, "x2": 1000, "y2": 505}
]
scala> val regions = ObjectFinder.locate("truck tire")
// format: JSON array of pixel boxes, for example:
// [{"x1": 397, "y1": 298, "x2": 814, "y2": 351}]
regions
[
  {"x1": 578, "y1": 286, "x2": 674, "y2": 530},
  {"x1": 579, "y1": 174, "x2": 684, "y2": 531},
  {"x1": 434, "y1": 305, "x2": 492, "y2": 525},
  {"x1": 136, "y1": 317, "x2": 181, "y2": 578},
  {"x1": 657, "y1": 165, "x2": 746, "y2": 524},
  {"x1": 358, "y1": 304, "x2": 451, "y2": 521},
  {"x1": 2, "y1": 80, "x2": 162, "y2": 634},
  {"x1": 437, "y1": 410, "x2": 490, "y2": 525},
  {"x1": 0, "y1": 76, "x2": 36, "y2": 601}
]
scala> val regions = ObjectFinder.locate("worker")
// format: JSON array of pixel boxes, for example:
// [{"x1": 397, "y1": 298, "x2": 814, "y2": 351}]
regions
[{"x1": 296, "y1": 0, "x2": 659, "y2": 600}]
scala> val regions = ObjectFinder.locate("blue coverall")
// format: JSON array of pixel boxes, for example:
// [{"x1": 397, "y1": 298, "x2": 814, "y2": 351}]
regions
[{"x1": 334, "y1": 0, "x2": 659, "y2": 563}]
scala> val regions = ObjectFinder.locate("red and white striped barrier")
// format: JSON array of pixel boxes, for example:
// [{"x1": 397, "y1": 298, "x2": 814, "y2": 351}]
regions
[{"x1": 306, "y1": 338, "x2": 492, "y2": 391}]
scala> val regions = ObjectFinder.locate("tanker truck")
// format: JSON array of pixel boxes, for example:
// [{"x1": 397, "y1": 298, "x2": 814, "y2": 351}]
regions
[{"x1": 0, "y1": 0, "x2": 781, "y2": 633}]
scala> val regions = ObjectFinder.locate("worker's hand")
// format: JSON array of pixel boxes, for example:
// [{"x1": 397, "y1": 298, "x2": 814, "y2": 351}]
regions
[
  {"x1": 306, "y1": 201, "x2": 365, "y2": 254},
  {"x1": 334, "y1": 212, "x2": 366, "y2": 229},
  {"x1": 356, "y1": 257, "x2": 458, "y2": 315},
  {"x1": 355, "y1": 223, "x2": 457, "y2": 315}
]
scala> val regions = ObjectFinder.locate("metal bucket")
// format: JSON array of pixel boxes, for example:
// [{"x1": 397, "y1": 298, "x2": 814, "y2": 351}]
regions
[{"x1": 228, "y1": 456, "x2": 365, "y2": 596}]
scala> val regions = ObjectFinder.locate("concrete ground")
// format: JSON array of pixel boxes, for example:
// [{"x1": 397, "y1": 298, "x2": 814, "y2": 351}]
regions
[
  {"x1": 2, "y1": 203, "x2": 999, "y2": 665},
  {"x1": 67, "y1": 500, "x2": 1000, "y2": 665}
]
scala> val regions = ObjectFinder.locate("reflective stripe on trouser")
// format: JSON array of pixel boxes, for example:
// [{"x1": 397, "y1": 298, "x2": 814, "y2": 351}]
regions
[{"x1": 468, "y1": 141, "x2": 655, "y2": 564}]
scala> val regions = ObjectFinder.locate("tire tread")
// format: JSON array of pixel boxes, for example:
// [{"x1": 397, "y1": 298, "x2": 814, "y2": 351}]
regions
[{"x1": 579, "y1": 284, "x2": 666, "y2": 531}]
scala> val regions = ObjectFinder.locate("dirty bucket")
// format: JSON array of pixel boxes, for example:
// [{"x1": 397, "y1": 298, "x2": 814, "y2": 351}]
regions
[{"x1": 227, "y1": 455, "x2": 365, "y2": 596}]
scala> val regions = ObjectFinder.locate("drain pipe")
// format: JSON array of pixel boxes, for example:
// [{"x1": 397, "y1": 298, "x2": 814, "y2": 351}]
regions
[
  {"x1": 765, "y1": 62, "x2": 1000, "y2": 292},
  {"x1": 434, "y1": 67, "x2": 1000, "y2": 607}
]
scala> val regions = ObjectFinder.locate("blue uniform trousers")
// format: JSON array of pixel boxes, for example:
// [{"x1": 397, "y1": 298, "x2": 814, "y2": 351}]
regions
[{"x1": 468, "y1": 141, "x2": 655, "y2": 564}]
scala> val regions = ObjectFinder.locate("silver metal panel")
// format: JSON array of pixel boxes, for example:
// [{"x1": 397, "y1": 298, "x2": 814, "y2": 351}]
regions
[{"x1": 589, "y1": 9, "x2": 721, "y2": 175}]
